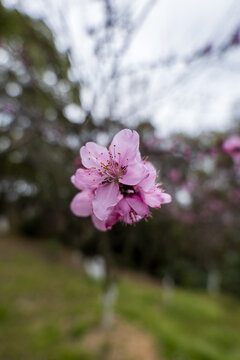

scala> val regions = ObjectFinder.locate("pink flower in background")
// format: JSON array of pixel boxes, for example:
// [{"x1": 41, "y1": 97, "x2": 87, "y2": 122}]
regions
[
  {"x1": 208, "y1": 199, "x2": 225, "y2": 213},
  {"x1": 74, "y1": 157, "x2": 82, "y2": 168},
  {"x1": 183, "y1": 181, "x2": 195, "y2": 194},
  {"x1": 71, "y1": 129, "x2": 171, "y2": 231},
  {"x1": 208, "y1": 147, "x2": 220, "y2": 157},
  {"x1": 169, "y1": 169, "x2": 182, "y2": 183},
  {"x1": 222, "y1": 135, "x2": 240, "y2": 164}
]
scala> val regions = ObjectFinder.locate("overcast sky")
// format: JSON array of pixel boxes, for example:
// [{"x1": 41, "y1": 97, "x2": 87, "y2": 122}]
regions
[{"x1": 3, "y1": 0, "x2": 240, "y2": 136}]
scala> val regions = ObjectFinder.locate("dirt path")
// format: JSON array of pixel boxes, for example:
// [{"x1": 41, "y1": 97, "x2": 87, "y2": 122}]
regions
[{"x1": 82, "y1": 317, "x2": 160, "y2": 360}]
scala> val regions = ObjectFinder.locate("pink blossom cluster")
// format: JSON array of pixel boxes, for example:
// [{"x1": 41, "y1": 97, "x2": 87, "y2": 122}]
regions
[
  {"x1": 222, "y1": 135, "x2": 240, "y2": 164},
  {"x1": 70, "y1": 129, "x2": 171, "y2": 231}
]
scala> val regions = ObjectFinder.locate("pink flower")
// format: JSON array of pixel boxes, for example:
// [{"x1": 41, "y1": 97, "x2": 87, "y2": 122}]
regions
[
  {"x1": 208, "y1": 199, "x2": 225, "y2": 213},
  {"x1": 222, "y1": 135, "x2": 240, "y2": 164},
  {"x1": 71, "y1": 129, "x2": 171, "y2": 231},
  {"x1": 169, "y1": 169, "x2": 182, "y2": 183},
  {"x1": 74, "y1": 157, "x2": 82, "y2": 168},
  {"x1": 183, "y1": 181, "x2": 195, "y2": 194},
  {"x1": 138, "y1": 161, "x2": 171, "y2": 207}
]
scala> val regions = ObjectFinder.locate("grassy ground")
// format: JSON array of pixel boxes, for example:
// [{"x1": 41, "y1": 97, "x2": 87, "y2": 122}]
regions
[
  {"x1": 117, "y1": 279, "x2": 240, "y2": 360},
  {"x1": 0, "y1": 238, "x2": 240, "y2": 360},
  {"x1": 0, "y1": 241, "x2": 101, "y2": 360}
]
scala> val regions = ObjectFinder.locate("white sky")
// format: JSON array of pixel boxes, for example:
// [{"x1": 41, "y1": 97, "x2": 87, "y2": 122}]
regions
[{"x1": 3, "y1": 0, "x2": 240, "y2": 136}]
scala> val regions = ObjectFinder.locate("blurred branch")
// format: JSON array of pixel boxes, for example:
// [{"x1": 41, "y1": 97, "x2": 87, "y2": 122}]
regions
[
  {"x1": 93, "y1": 0, "x2": 159, "y2": 115},
  {"x1": 110, "y1": 0, "x2": 159, "y2": 76},
  {"x1": 11, "y1": 0, "x2": 240, "y2": 125}
]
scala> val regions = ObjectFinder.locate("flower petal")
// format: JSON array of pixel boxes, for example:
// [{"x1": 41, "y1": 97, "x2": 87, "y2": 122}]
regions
[
  {"x1": 91, "y1": 214, "x2": 107, "y2": 231},
  {"x1": 116, "y1": 198, "x2": 143, "y2": 224},
  {"x1": 116, "y1": 198, "x2": 131, "y2": 217},
  {"x1": 80, "y1": 142, "x2": 109, "y2": 169},
  {"x1": 91, "y1": 208, "x2": 119, "y2": 231},
  {"x1": 126, "y1": 196, "x2": 149, "y2": 217},
  {"x1": 92, "y1": 182, "x2": 121, "y2": 221},
  {"x1": 70, "y1": 191, "x2": 93, "y2": 217},
  {"x1": 120, "y1": 161, "x2": 148, "y2": 185},
  {"x1": 71, "y1": 168, "x2": 102, "y2": 190},
  {"x1": 141, "y1": 187, "x2": 172, "y2": 207},
  {"x1": 109, "y1": 129, "x2": 139, "y2": 166},
  {"x1": 106, "y1": 209, "x2": 120, "y2": 228},
  {"x1": 159, "y1": 191, "x2": 172, "y2": 204},
  {"x1": 138, "y1": 161, "x2": 157, "y2": 190}
]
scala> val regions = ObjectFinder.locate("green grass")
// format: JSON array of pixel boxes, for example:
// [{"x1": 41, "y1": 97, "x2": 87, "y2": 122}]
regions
[
  {"x1": 0, "y1": 250, "x2": 100, "y2": 360},
  {"x1": 1, "y1": 241, "x2": 240, "y2": 360},
  {"x1": 117, "y1": 279, "x2": 240, "y2": 360}
]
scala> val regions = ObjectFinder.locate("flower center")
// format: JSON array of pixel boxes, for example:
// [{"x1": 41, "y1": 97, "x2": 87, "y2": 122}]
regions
[
  {"x1": 99, "y1": 160, "x2": 127, "y2": 184},
  {"x1": 119, "y1": 184, "x2": 137, "y2": 196}
]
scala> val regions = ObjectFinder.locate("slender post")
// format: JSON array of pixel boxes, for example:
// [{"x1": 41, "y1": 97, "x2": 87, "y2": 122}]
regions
[{"x1": 100, "y1": 232, "x2": 117, "y2": 329}]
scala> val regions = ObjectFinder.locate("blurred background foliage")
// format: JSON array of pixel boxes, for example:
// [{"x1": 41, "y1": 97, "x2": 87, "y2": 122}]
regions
[{"x1": 0, "y1": 0, "x2": 240, "y2": 299}]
